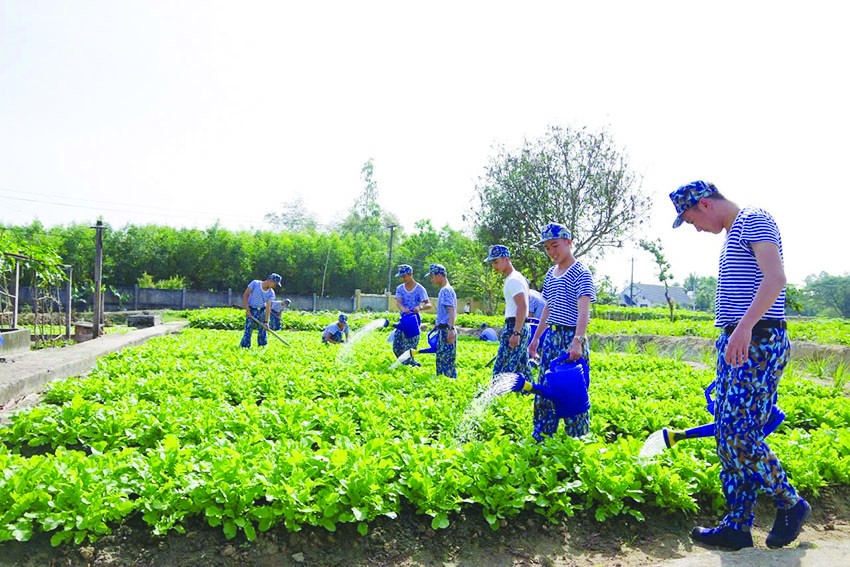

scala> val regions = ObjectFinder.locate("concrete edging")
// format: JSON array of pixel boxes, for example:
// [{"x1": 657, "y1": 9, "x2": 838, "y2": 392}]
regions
[{"x1": 0, "y1": 322, "x2": 188, "y2": 407}]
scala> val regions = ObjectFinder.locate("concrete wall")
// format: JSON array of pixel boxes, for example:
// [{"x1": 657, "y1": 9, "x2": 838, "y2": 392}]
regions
[{"x1": 0, "y1": 328, "x2": 31, "y2": 356}]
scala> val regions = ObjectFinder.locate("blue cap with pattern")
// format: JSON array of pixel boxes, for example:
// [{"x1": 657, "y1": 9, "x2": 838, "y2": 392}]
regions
[
  {"x1": 338, "y1": 313, "x2": 348, "y2": 322},
  {"x1": 669, "y1": 180, "x2": 718, "y2": 228},
  {"x1": 394, "y1": 264, "x2": 413, "y2": 277},
  {"x1": 535, "y1": 223, "x2": 572, "y2": 245},
  {"x1": 427, "y1": 263, "x2": 447, "y2": 276},
  {"x1": 483, "y1": 244, "x2": 510, "y2": 262},
  {"x1": 267, "y1": 273, "x2": 282, "y2": 286}
]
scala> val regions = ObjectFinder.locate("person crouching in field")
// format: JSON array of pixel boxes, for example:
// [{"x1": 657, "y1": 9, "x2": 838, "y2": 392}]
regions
[
  {"x1": 240, "y1": 273, "x2": 281, "y2": 348},
  {"x1": 428, "y1": 263, "x2": 457, "y2": 378},
  {"x1": 322, "y1": 313, "x2": 350, "y2": 344},
  {"x1": 269, "y1": 298, "x2": 291, "y2": 331}
]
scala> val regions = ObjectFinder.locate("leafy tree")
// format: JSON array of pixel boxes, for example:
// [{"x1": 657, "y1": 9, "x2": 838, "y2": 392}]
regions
[
  {"x1": 594, "y1": 274, "x2": 619, "y2": 305},
  {"x1": 784, "y1": 283, "x2": 806, "y2": 315},
  {"x1": 469, "y1": 125, "x2": 651, "y2": 289},
  {"x1": 339, "y1": 158, "x2": 400, "y2": 238},
  {"x1": 640, "y1": 238, "x2": 675, "y2": 321},
  {"x1": 265, "y1": 196, "x2": 319, "y2": 232},
  {"x1": 805, "y1": 272, "x2": 850, "y2": 318},
  {"x1": 682, "y1": 272, "x2": 716, "y2": 313}
]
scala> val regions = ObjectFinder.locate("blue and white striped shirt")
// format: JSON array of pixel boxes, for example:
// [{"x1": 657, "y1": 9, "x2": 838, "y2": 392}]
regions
[
  {"x1": 542, "y1": 261, "x2": 596, "y2": 326},
  {"x1": 395, "y1": 283, "x2": 429, "y2": 311},
  {"x1": 247, "y1": 280, "x2": 275, "y2": 309},
  {"x1": 715, "y1": 207, "x2": 785, "y2": 327},
  {"x1": 436, "y1": 284, "x2": 457, "y2": 326}
]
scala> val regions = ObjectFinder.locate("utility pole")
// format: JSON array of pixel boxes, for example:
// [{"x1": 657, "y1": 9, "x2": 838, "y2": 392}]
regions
[
  {"x1": 63, "y1": 265, "x2": 73, "y2": 340},
  {"x1": 92, "y1": 220, "x2": 105, "y2": 338},
  {"x1": 386, "y1": 224, "x2": 397, "y2": 294},
  {"x1": 629, "y1": 257, "x2": 634, "y2": 307}
]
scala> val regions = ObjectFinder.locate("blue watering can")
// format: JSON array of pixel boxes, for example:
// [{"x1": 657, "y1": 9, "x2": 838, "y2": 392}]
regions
[
  {"x1": 514, "y1": 355, "x2": 590, "y2": 418},
  {"x1": 662, "y1": 381, "x2": 786, "y2": 448},
  {"x1": 393, "y1": 311, "x2": 421, "y2": 339},
  {"x1": 414, "y1": 328, "x2": 439, "y2": 355}
]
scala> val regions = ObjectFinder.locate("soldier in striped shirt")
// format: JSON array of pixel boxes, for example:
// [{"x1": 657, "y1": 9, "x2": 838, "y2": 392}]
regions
[
  {"x1": 527, "y1": 223, "x2": 596, "y2": 440},
  {"x1": 670, "y1": 180, "x2": 809, "y2": 551},
  {"x1": 240, "y1": 273, "x2": 281, "y2": 348}
]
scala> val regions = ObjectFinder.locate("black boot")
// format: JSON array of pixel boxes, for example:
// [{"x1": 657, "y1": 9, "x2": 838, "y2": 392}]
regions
[
  {"x1": 690, "y1": 525, "x2": 753, "y2": 550},
  {"x1": 766, "y1": 498, "x2": 810, "y2": 548}
]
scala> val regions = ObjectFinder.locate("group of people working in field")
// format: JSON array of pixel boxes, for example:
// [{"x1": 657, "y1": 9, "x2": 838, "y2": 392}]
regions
[{"x1": 236, "y1": 180, "x2": 807, "y2": 552}]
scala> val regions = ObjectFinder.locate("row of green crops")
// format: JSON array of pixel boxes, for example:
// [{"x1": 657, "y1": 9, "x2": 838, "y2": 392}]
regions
[
  {"x1": 2, "y1": 326, "x2": 849, "y2": 545},
  {"x1": 186, "y1": 307, "x2": 850, "y2": 347}
]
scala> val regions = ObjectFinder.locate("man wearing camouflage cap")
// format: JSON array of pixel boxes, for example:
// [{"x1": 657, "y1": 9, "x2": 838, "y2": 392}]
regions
[
  {"x1": 392, "y1": 264, "x2": 431, "y2": 367},
  {"x1": 670, "y1": 180, "x2": 809, "y2": 551},
  {"x1": 484, "y1": 244, "x2": 530, "y2": 378},
  {"x1": 427, "y1": 263, "x2": 457, "y2": 378},
  {"x1": 240, "y1": 273, "x2": 281, "y2": 348},
  {"x1": 527, "y1": 223, "x2": 596, "y2": 440},
  {"x1": 269, "y1": 297, "x2": 291, "y2": 331}
]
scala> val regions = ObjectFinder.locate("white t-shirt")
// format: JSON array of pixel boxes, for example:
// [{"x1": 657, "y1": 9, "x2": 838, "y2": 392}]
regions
[{"x1": 503, "y1": 270, "x2": 530, "y2": 318}]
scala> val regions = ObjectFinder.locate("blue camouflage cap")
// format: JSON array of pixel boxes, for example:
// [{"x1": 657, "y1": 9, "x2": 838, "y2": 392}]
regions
[
  {"x1": 267, "y1": 273, "x2": 282, "y2": 286},
  {"x1": 338, "y1": 313, "x2": 348, "y2": 322},
  {"x1": 669, "y1": 180, "x2": 718, "y2": 228},
  {"x1": 427, "y1": 263, "x2": 447, "y2": 276},
  {"x1": 535, "y1": 223, "x2": 571, "y2": 245},
  {"x1": 394, "y1": 264, "x2": 413, "y2": 277},
  {"x1": 483, "y1": 244, "x2": 510, "y2": 262}
]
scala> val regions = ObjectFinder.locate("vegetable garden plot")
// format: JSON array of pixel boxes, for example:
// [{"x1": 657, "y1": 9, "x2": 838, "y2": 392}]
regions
[{"x1": 1, "y1": 328, "x2": 848, "y2": 546}]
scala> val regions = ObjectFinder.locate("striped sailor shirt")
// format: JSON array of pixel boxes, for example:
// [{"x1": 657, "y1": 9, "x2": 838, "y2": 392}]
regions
[
  {"x1": 715, "y1": 206, "x2": 786, "y2": 327},
  {"x1": 542, "y1": 261, "x2": 596, "y2": 326}
]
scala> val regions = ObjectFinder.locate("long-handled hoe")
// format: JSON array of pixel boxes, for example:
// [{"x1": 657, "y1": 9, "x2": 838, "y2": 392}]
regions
[{"x1": 249, "y1": 314, "x2": 291, "y2": 346}]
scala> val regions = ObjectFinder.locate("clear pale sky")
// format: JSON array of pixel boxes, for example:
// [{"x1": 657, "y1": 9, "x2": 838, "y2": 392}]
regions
[{"x1": 1, "y1": 1, "x2": 847, "y2": 289}]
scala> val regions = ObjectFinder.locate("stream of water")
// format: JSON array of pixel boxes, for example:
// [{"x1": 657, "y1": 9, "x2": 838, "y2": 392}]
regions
[
  {"x1": 336, "y1": 318, "x2": 389, "y2": 364},
  {"x1": 638, "y1": 429, "x2": 669, "y2": 463},
  {"x1": 453, "y1": 372, "x2": 519, "y2": 443}
]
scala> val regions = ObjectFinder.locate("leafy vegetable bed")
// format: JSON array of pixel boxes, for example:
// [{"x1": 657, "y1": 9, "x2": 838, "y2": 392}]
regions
[{"x1": 1, "y1": 327, "x2": 848, "y2": 546}]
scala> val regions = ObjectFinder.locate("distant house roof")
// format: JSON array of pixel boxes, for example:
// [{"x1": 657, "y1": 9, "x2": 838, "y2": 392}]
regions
[{"x1": 618, "y1": 283, "x2": 694, "y2": 308}]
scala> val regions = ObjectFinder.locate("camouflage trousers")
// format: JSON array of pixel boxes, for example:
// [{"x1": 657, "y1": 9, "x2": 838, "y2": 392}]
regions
[
  {"x1": 269, "y1": 312, "x2": 282, "y2": 331},
  {"x1": 715, "y1": 329, "x2": 800, "y2": 530},
  {"x1": 240, "y1": 307, "x2": 267, "y2": 348},
  {"x1": 435, "y1": 327, "x2": 457, "y2": 378},
  {"x1": 532, "y1": 327, "x2": 590, "y2": 441},
  {"x1": 392, "y1": 330, "x2": 420, "y2": 365},
  {"x1": 492, "y1": 323, "x2": 530, "y2": 377}
]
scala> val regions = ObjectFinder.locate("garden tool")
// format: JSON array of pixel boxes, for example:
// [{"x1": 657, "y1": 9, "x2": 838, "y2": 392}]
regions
[
  {"x1": 249, "y1": 314, "x2": 290, "y2": 346},
  {"x1": 389, "y1": 328, "x2": 439, "y2": 369},
  {"x1": 393, "y1": 311, "x2": 422, "y2": 338},
  {"x1": 660, "y1": 381, "x2": 786, "y2": 448},
  {"x1": 511, "y1": 355, "x2": 590, "y2": 418}
]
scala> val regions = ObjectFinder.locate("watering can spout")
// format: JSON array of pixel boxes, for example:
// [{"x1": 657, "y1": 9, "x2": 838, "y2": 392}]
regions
[
  {"x1": 662, "y1": 405, "x2": 786, "y2": 448},
  {"x1": 413, "y1": 328, "x2": 439, "y2": 355}
]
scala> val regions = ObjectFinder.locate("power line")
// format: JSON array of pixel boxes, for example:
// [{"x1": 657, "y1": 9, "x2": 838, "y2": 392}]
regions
[{"x1": 0, "y1": 187, "x2": 263, "y2": 225}]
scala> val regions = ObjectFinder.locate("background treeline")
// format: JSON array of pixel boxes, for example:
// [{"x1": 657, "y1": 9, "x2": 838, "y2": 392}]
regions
[
  {"x1": 3, "y1": 127, "x2": 849, "y2": 318},
  {"x1": 0, "y1": 220, "x2": 483, "y2": 299}
]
